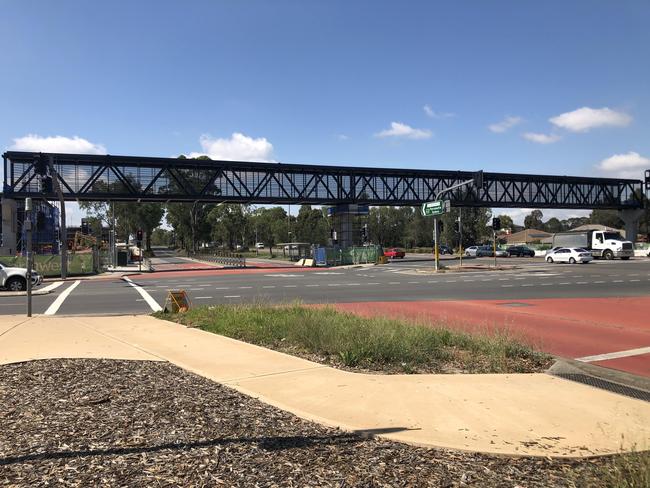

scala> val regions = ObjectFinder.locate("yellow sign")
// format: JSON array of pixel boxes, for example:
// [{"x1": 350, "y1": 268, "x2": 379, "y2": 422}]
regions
[{"x1": 164, "y1": 290, "x2": 191, "y2": 313}]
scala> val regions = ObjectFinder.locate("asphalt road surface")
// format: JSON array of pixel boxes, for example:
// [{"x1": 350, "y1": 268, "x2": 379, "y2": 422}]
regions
[{"x1": 3, "y1": 252, "x2": 650, "y2": 316}]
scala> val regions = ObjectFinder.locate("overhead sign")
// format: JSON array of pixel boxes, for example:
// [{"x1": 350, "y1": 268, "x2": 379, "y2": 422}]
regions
[
  {"x1": 421, "y1": 199, "x2": 450, "y2": 217},
  {"x1": 164, "y1": 290, "x2": 191, "y2": 313}
]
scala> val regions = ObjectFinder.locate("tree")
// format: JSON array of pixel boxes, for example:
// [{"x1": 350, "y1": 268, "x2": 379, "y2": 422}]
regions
[
  {"x1": 294, "y1": 205, "x2": 329, "y2": 244},
  {"x1": 544, "y1": 217, "x2": 564, "y2": 233},
  {"x1": 524, "y1": 209, "x2": 544, "y2": 230},
  {"x1": 496, "y1": 214, "x2": 514, "y2": 232},
  {"x1": 440, "y1": 207, "x2": 492, "y2": 249},
  {"x1": 589, "y1": 209, "x2": 624, "y2": 229},
  {"x1": 208, "y1": 204, "x2": 248, "y2": 249}
]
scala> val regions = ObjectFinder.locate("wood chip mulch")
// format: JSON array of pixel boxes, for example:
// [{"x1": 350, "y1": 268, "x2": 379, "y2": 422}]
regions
[{"x1": 0, "y1": 359, "x2": 615, "y2": 487}]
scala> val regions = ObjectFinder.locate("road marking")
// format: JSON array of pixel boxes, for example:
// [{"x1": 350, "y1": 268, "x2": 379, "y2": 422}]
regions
[
  {"x1": 576, "y1": 281, "x2": 588, "y2": 285},
  {"x1": 576, "y1": 346, "x2": 650, "y2": 363},
  {"x1": 284, "y1": 285, "x2": 297, "y2": 288},
  {"x1": 521, "y1": 284, "x2": 534, "y2": 287},
  {"x1": 263, "y1": 285, "x2": 276, "y2": 288},
  {"x1": 195, "y1": 296, "x2": 213, "y2": 299},
  {"x1": 445, "y1": 280, "x2": 457, "y2": 283},
  {"x1": 629, "y1": 279, "x2": 641, "y2": 282},
  {"x1": 305, "y1": 284, "x2": 319, "y2": 287},
  {"x1": 594, "y1": 280, "x2": 605, "y2": 284},
  {"x1": 408, "y1": 281, "x2": 420, "y2": 284},
  {"x1": 224, "y1": 295, "x2": 240, "y2": 298},
  {"x1": 427, "y1": 280, "x2": 438, "y2": 284},
  {"x1": 328, "y1": 284, "x2": 341, "y2": 287},
  {"x1": 38, "y1": 281, "x2": 65, "y2": 293},
  {"x1": 189, "y1": 288, "x2": 205, "y2": 291},
  {"x1": 558, "y1": 282, "x2": 570, "y2": 285},
  {"x1": 239, "y1": 286, "x2": 253, "y2": 289},
  {"x1": 612, "y1": 280, "x2": 623, "y2": 283},
  {"x1": 498, "y1": 278, "x2": 509, "y2": 281},
  {"x1": 541, "y1": 283, "x2": 552, "y2": 286},
  {"x1": 215, "y1": 287, "x2": 229, "y2": 290},
  {"x1": 44, "y1": 280, "x2": 81, "y2": 315},
  {"x1": 501, "y1": 284, "x2": 513, "y2": 288},
  {"x1": 367, "y1": 282, "x2": 380, "y2": 285},
  {"x1": 122, "y1": 277, "x2": 162, "y2": 312},
  {"x1": 389, "y1": 282, "x2": 400, "y2": 285}
]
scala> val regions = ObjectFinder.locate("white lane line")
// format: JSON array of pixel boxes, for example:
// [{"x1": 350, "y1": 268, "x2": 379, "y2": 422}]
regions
[
  {"x1": 389, "y1": 282, "x2": 401, "y2": 285},
  {"x1": 284, "y1": 285, "x2": 297, "y2": 288},
  {"x1": 215, "y1": 287, "x2": 230, "y2": 290},
  {"x1": 189, "y1": 288, "x2": 205, "y2": 291},
  {"x1": 368, "y1": 282, "x2": 380, "y2": 285},
  {"x1": 594, "y1": 280, "x2": 605, "y2": 284},
  {"x1": 408, "y1": 281, "x2": 420, "y2": 284},
  {"x1": 576, "y1": 346, "x2": 650, "y2": 363},
  {"x1": 122, "y1": 277, "x2": 162, "y2": 312},
  {"x1": 612, "y1": 280, "x2": 623, "y2": 283},
  {"x1": 541, "y1": 283, "x2": 552, "y2": 286},
  {"x1": 498, "y1": 278, "x2": 509, "y2": 281},
  {"x1": 501, "y1": 284, "x2": 513, "y2": 288},
  {"x1": 224, "y1": 295, "x2": 241, "y2": 298},
  {"x1": 328, "y1": 284, "x2": 341, "y2": 287},
  {"x1": 263, "y1": 285, "x2": 276, "y2": 289},
  {"x1": 195, "y1": 296, "x2": 213, "y2": 299},
  {"x1": 629, "y1": 279, "x2": 641, "y2": 282},
  {"x1": 576, "y1": 282, "x2": 588, "y2": 285},
  {"x1": 305, "y1": 284, "x2": 320, "y2": 287},
  {"x1": 427, "y1": 280, "x2": 438, "y2": 284},
  {"x1": 521, "y1": 284, "x2": 534, "y2": 287},
  {"x1": 44, "y1": 280, "x2": 81, "y2": 315},
  {"x1": 445, "y1": 280, "x2": 457, "y2": 283},
  {"x1": 38, "y1": 281, "x2": 65, "y2": 293},
  {"x1": 347, "y1": 283, "x2": 361, "y2": 286},
  {"x1": 239, "y1": 286, "x2": 253, "y2": 289}
]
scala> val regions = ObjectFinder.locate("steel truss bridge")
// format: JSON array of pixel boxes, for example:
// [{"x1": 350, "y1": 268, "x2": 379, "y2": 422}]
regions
[{"x1": 2, "y1": 151, "x2": 645, "y2": 209}]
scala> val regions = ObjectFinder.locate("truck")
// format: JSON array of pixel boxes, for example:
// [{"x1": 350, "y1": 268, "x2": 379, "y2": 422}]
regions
[{"x1": 551, "y1": 230, "x2": 634, "y2": 260}]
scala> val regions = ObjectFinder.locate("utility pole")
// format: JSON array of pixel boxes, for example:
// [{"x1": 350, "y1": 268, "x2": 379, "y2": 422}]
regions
[
  {"x1": 25, "y1": 197, "x2": 33, "y2": 317},
  {"x1": 458, "y1": 209, "x2": 463, "y2": 267},
  {"x1": 433, "y1": 217, "x2": 439, "y2": 271}
]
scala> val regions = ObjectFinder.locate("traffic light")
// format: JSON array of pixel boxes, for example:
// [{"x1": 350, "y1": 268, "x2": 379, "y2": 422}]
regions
[
  {"x1": 645, "y1": 169, "x2": 650, "y2": 191},
  {"x1": 34, "y1": 156, "x2": 48, "y2": 176},
  {"x1": 361, "y1": 224, "x2": 368, "y2": 242},
  {"x1": 492, "y1": 217, "x2": 501, "y2": 230},
  {"x1": 81, "y1": 219, "x2": 90, "y2": 235},
  {"x1": 454, "y1": 220, "x2": 460, "y2": 232},
  {"x1": 437, "y1": 220, "x2": 444, "y2": 233},
  {"x1": 41, "y1": 175, "x2": 53, "y2": 193},
  {"x1": 136, "y1": 229, "x2": 143, "y2": 241}
]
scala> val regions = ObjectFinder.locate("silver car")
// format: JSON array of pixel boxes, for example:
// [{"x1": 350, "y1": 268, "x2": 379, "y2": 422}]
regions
[{"x1": 464, "y1": 246, "x2": 479, "y2": 257}]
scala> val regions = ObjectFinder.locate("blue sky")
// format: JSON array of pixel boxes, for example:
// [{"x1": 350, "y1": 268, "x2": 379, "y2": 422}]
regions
[{"x1": 1, "y1": 1, "x2": 649, "y2": 224}]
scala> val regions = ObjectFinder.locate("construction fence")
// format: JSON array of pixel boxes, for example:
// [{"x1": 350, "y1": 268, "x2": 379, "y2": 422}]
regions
[
  {"x1": 0, "y1": 253, "x2": 98, "y2": 277},
  {"x1": 314, "y1": 245, "x2": 382, "y2": 266}
]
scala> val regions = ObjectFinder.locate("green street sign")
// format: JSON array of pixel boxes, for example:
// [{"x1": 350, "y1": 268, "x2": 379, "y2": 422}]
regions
[{"x1": 421, "y1": 199, "x2": 450, "y2": 216}]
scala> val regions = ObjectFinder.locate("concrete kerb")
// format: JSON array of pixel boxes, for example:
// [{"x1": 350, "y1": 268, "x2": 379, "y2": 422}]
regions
[{"x1": 2, "y1": 314, "x2": 650, "y2": 458}]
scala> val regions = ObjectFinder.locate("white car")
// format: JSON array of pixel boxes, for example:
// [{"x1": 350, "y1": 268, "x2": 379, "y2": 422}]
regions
[
  {"x1": 255, "y1": 242, "x2": 265, "y2": 249},
  {"x1": 464, "y1": 246, "x2": 479, "y2": 257},
  {"x1": 546, "y1": 247, "x2": 593, "y2": 264},
  {"x1": 0, "y1": 261, "x2": 43, "y2": 291}
]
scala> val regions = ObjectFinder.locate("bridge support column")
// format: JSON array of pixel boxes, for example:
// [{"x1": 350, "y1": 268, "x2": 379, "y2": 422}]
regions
[
  {"x1": 0, "y1": 197, "x2": 18, "y2": 255},
  {"x1": 619, "y1": 208, "x2": 644, "y2": 242}
]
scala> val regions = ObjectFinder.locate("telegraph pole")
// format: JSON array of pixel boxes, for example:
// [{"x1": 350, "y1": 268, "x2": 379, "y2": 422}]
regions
[{"x1": 25, "y1": 197, "x2": 33, "y2": 317}]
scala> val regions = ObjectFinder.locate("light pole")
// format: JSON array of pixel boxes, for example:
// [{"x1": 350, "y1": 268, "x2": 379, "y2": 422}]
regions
[{"x1": 25, "y1": 197, "x2": 33, "y2": 317}]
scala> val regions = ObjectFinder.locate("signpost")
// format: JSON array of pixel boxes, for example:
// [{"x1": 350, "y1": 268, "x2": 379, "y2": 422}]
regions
[{"x1": 421, "y1": 199, "x2": 450, "y2": 217}]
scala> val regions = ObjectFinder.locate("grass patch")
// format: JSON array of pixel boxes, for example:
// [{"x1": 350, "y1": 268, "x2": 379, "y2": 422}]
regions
[
  {"x1": 154, "y1": 304, "x2": 551, "y2": 374},
  {"x1": 594, "y1": 449, "x2": 650, "y2": 488}
]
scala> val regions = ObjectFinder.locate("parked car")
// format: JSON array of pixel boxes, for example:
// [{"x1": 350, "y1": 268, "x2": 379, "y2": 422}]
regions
[
  {"x1": 438, "y1": 245, "x2": 453, "y2": 255},
  {"x1": 545, "y1": 247, "x2": 593, "y2": 264},
  {"x1": 0, "y1": 261, "x2": 43, "y2": 292},
  {"x1": 384, "y1": 248, "x2": 406, "y2": 259},
  {"x1": 255, "y1": 242, "x2": 265, "y2": 249},
  {"x1": 476, "y1": 245, "x2": 495, "y2": 257},
  {"x1": 464, "y1": 246, "x2": 479, "y2": 257},
  {"x1": 506, "y1": 245, "x2": 535, "y2": 257}
]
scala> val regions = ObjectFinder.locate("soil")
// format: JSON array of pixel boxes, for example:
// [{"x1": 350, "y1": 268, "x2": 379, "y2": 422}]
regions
[{"x1": 0, "y1": 359, "x2": 619, "y2": 487}]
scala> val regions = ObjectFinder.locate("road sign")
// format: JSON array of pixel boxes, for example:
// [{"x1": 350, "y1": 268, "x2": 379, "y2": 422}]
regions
[{"x1": 421, "y1": 199, "x2": 450, "y2": 216}]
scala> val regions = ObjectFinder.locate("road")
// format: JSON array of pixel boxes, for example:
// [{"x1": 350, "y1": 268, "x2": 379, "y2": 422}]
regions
[{"x1": 2, "y1": 249, "x2": 649, "y2": 377}]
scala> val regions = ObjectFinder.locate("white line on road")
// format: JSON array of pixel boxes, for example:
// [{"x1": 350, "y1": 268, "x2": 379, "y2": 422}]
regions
[
  {"x1": 195, "y1": 296, "x2": 213, "y2": 299},
  {"x1": 263, "y1": 285, "x2": 276, "y2": 288},
  {"x1": 44, "y1": 280, "x2": 81, "y2": 315},
  {"x1": 39, "y1": 281, "x2": 65, "y2": 293},
  {"x1": 389, "y1": 282, "x2": 401, "y2": 285},
  {"x1": 576, "y1": 346, "x2": 650, "y2": 363},
  {"x1": 594, "y1": 280, "x2": 605, "y2": 284},
  {"x1": 305, "y1": 284, "x2": 320, "y2": 287},
  {"x1": 224, "y1": 295, "x2": 241, "y2": 298},
  {"x1": 238, "y1": 286, "x2": 253, "y2": 289},
  {"x1": 576, "y1": 282, "x2": 588, "y2": 285},
  {"x1": 122, "y1": 277, "x2": 162, "y2": 312},
  {"x1": 284, "y1": 285, "x2": 297, "y2": 288},
  {"x1": 501, "y1": 284, "x2": 513, "y2": 288},
  {"x1": 612, "y1": 280, "x2": 623, "y2": 283},
  {"x1": 368, "y1": 282, "x2": 380, "y2": 285},
  {"x1": 215, "y1": 287, "x2": 230, "y2": 290},
  {"x1": 629, "y1": 279, "x2": 641, "y2": 282}
]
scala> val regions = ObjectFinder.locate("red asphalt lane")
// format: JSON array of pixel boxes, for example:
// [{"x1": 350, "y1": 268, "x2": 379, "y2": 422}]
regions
[{"x1": 329, "y1": 297, "x2": 650, "y2": 378}]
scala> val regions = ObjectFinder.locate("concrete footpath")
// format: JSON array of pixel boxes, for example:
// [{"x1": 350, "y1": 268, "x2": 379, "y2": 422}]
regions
[{"x1": 1, "y1": 314, "x2": 649, "y2": 458}]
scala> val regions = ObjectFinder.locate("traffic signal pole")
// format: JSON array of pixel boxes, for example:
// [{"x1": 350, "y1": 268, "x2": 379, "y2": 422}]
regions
[
  {"x1": 25, "y1": 198, "x2": 32, "y2": 317},
  {"x1": 433, "y1": 217, "x2": 439, "y2": 272}
]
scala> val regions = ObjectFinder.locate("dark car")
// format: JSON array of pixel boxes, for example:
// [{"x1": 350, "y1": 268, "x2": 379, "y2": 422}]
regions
[
  {"x1": 438, "y1": 245, "x2": 453, "y2": 255},
  {"x1": 506, "y1": 245, "x2": 536, "y2": 257},
  {"x1": 475, "y1": 245, "x2": 494, "y2": 257}
]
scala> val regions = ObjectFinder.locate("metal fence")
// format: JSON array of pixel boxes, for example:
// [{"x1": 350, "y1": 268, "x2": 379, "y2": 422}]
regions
[{"x1": 191, "y1": 251, "x2": 246, "y2": 268}]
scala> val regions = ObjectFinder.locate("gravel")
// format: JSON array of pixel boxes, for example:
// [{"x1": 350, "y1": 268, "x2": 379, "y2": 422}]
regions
[{"x1": 0, "y1": 359, "x2": 620, "y2": 487}]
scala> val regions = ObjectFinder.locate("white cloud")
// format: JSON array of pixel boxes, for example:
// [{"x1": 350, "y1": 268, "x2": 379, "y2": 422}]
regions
[
  {"x1": 423, "y1": 104, "x2": 456, "y2": 119},
  {"x1": 549, "y1": 107, "x2": 631, "y2": 133},
  {"x1": 10, "y1": 134, "x2": 107, "y2": 154},
  {"x1": 336, "y1": 134, "x2": 349, "y2": 141},
  {"x1": 188, "y1": 132, "x2": 274, "y2": 161},
  {"x1": 522, "y1": 132, "x2": 561, "y2": 144},
  {"x1": 596, "y1": 151, "x2": 649, "y2": 179},
  {"x1": 488, "y1": 116, "x2": 522, "y2": 133},
  {"x1": 374, "y1": 122, "x2": 432, "y2": 140}
]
